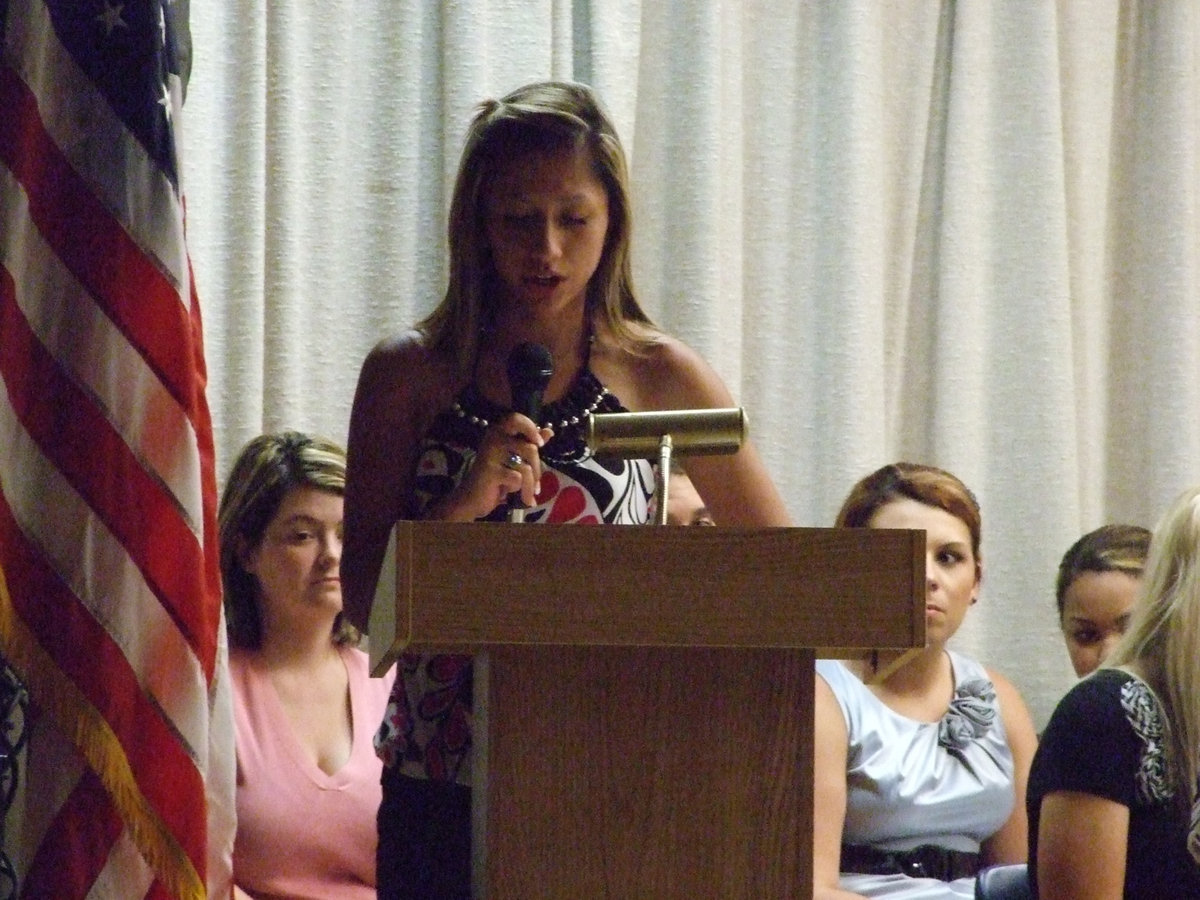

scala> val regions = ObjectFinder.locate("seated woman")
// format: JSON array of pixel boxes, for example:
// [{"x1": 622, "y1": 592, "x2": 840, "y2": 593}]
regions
[
  {"x1": 220, "y1": 432, "x2": 396, "y2": 899},
  {"x1": 1054, "y1": 524, "x2": 1150, "y2": 678},
  {"x1": 814, "y1": 462, "x2": 1038, "y2": 899},
  {"x1": 1027, "y1": 486, "x2": 1200, "y2": 899}
]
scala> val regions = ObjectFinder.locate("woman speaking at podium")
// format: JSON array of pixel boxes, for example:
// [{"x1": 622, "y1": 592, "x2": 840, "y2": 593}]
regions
[
  {"x1": 342, "y1": 80, "x2": 790, "y2": 899},
  {"x1": 813, "y1": 463, "x2": 1038, "y2": 899}
]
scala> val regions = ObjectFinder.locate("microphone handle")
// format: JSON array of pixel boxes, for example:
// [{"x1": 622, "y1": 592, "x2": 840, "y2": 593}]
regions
[
  {"x1": 507, "y1": 399, "x2": 541, "y2": 523},
  {"x1": 505, "y1": 342, "x2": 553, "y2": 523}
]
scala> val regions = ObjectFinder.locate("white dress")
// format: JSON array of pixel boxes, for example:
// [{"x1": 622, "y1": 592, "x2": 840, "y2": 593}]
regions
[{"x1": 817, "y1": 651, "x2": 1015, "y2": 899}]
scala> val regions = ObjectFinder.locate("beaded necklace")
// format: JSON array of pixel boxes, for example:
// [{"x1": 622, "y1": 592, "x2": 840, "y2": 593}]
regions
[
  {"x1": 450, "y1": 369, "x2": 617, "y2": 465},
  {"x1": 454, "y1": 325, "x2": 623, "y2": 464}
]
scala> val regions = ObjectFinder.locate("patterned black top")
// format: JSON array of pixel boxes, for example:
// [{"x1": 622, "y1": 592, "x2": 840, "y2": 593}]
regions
[{"x1": 1027, "y1": 668, "x2": 1200, "y2": 898}]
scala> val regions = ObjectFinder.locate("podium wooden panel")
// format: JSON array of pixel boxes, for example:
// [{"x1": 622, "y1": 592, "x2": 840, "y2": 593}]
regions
[{"x1": 369, "y1": 522, "x2": 924, "y2": 899}]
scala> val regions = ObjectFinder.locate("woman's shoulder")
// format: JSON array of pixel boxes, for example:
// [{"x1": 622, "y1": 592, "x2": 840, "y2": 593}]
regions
[
  {"x1": 338, "y1": 643, "x2": 372, "y2": 671},
  {"x1": 362, "y1": 330, "x2": 446, "y2": 379},
  {"x1": 226, "y1": 648, "x2": 270, "y2": 707},
  {"x1": 1061, "y1": 667, "x2": 1137, "y2": 704},
  {"x1": 815, "y1": 658, "x2": 867, "y2": 701},
  {"x1": 625, "y1": 330, "x2": 708, "y2": 376},
  {"x1": 1043, "y1": 669, "x2": 1140, "y2": 737},
  {"x1": 816, "y1": 658, "x2": 853, "y2": 683},
  {"x1": 1033, "y1": 669, "x2": 1158, "y2": 804},
  {"x1": 1088, "y1": 668, "x2": 1166, "y2": 731},
  {"x1": 948, "y1": 651, "x2": 1010, "y2": 703},
  {"x1": 594, "y1": 328, "x2": 734, "y2": 411},
  {"x1": 354, "y1": 330, "x2": 458, "y2": 416},
  {"x1": 979, "y1": 658, "x2": 1037, "y2": 727}
]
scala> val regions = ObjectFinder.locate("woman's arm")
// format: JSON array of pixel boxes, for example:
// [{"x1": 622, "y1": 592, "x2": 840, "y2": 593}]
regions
[
  {"x1": 980, "y1": 669, "x2": 1039, "y2": 864},
  {"x1": 343, "y1": 334, "x2": 554, "y2": 631},
  {"x1": 342, "y1": 335, "x2": 431, "y2": 632},
  {"x1": 813, "y1": 674, "x2": 868, "y2": 900},
  {"x1": 1035, "y1": 791, "x2": 1128, "y2": 900}
]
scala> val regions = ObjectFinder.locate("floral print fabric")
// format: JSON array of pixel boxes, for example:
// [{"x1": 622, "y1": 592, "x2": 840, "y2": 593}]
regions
[{"x1": 373, "y1": 366, "x2": 654, "y2": 784}]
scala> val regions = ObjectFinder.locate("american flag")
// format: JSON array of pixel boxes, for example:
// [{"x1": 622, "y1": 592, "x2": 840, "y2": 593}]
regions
[{"x1": 0, "y1": 1, "x2": 235, "y2": 897}]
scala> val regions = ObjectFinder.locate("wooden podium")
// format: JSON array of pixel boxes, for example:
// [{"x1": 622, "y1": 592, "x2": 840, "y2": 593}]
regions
[{"x1": 369, "y1": 522, "x2": 924, "y2": 899}]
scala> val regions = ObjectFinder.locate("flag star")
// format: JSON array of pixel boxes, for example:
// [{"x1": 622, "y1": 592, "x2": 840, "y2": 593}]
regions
[
  {"x1": 96, "y1": 1, "x2": 127, "y2": 38},
  {"x1": 158, "y1": 82, "x2": 173, "y2": 122}
]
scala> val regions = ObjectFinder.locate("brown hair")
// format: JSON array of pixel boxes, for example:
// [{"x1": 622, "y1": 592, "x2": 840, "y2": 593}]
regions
[
  {"x1": 219, "y1": 431, "x2": 356, "y2": 650},
  {"x1": 1055, "y1": 523, "x2": 1151, "y2": 620},
  {"x1": 836, "y1": 462, "x2": 982, "y2": 580}
]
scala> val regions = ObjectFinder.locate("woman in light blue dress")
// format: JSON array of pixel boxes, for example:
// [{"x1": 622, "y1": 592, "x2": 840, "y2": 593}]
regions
[{"x1": 813, "y1": 463, "x2": 1039, "y2": 899}]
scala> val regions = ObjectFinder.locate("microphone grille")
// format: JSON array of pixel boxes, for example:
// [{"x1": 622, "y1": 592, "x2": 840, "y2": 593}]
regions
[{"x1": 507, "y1": 342, "x2": 554, "y2": 391}]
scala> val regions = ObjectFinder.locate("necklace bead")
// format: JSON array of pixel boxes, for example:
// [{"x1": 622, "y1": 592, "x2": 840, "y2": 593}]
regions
[{"x1": 452, "y1": 387, "x2": 609, "y2": 432}]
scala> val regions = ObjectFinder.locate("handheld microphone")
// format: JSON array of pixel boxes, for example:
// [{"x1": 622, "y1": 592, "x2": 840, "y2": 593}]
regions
[
  {"x1": 505, "y1": 343, "x2": 553, "y2": 522},
  {"x1": 507, "y1": 342, "x2": 554, "y2": 422}
]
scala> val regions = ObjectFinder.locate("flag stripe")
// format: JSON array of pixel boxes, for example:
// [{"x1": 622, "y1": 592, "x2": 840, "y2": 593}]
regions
[
  {"x1": 22, "y1": 769, "x2": 123, "y2": 898},
  {"x1": 84, "y1": 832, "x2": 157, "y2": 900},
  {"x1": 0, "y1": 558, "x2": 205, "y2": 900},
  {"x1": 184, "y1": 258, "x2": 227, "y2": 698},
  {"x1": 0, "y1": 439, "x2": 208, "y2": 801},
  {"x1": 0, "y1": 163, "x2": 205, "y2": 540},
  {"x1": 0, "y1": 375, "x2": 212, "y2": 760},
  {"x1": 0, "y1": 269, "x2": 215, "y2": 673},
  {"x1": 0, "y1": 492, "x2": 206, "y2": 865},
  {"x1": 0, "y1": 64, "x2": 201, "y2": 427}
]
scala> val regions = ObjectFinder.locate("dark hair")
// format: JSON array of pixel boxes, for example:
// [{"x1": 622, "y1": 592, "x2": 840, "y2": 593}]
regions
[
  {"x1": 418, "y1": 80, "x2": 655, "y2": 378},
  {"x1": 836, "y1": 462, "x2": 982, "y2": 579},
  {"x1": 218, "y1": 431, "x2": 354, "y2": 650},
  {"x1": 1054, "y1": 523, "x2": 1151, "y2": 619}
]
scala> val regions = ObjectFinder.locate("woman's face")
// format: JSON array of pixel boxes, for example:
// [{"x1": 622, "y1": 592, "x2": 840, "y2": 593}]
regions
[
  {"x1": 242, "y1": 486, "x2": 344, "y2": 632},
  {"x1": 869, "y1": 497, "x2": 979, "y2": 647},
  {"x1": 483, "y1": 146, "x2": 609, "y2": 315},
  {"x1": 1060, "y1": 570, "x2": 1139, "y2": 678}
]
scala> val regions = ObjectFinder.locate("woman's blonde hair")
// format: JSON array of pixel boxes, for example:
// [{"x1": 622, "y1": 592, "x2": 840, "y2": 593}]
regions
[
  {"x1": 417, "y1": 80, "x2": 655, "y2": 379},
  {"x1": 1106, "y1": 484, "x2": 1200, "y2": 807}
]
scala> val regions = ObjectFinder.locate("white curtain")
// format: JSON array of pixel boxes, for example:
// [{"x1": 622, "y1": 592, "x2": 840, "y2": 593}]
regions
[{"x1": 184, "y1": 0, "x2": 1200, "y2": 729}]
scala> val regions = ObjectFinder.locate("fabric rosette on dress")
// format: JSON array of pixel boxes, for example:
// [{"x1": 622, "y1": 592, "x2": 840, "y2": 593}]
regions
[{"x1": 937, "y1": 678, "x2": 996, "y2": 754}]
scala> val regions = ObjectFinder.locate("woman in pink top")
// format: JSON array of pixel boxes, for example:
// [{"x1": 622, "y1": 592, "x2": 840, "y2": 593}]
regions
[{"x1": 219, "y1": 432, "x2": 396, "y2": 899}]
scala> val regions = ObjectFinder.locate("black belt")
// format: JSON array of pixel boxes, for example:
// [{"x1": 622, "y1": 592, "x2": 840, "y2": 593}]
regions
[{"x1": 841, "y1": 843, "x2": 981, "y2": 882}]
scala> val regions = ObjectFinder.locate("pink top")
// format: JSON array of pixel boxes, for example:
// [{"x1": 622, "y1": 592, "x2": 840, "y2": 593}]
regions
[{"x1": 231, "y1": 645, "x2": 395, "y2": 899}]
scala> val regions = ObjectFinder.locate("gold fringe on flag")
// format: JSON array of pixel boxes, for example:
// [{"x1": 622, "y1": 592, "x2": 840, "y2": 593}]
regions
[{"x1": 0, "y1": 562, "x2": 207, "y2": 900}]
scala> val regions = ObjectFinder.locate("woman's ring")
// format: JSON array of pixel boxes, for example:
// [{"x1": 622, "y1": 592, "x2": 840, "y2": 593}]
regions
[{"x1": 503, "y1": 452, "x2": 524, "y2": 471}]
